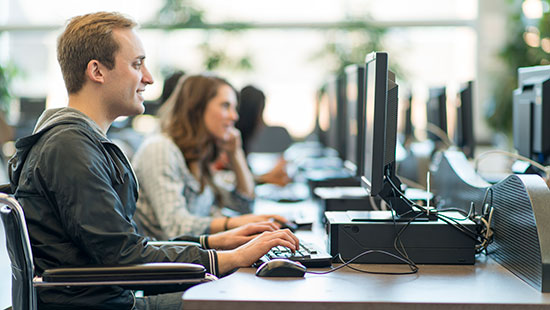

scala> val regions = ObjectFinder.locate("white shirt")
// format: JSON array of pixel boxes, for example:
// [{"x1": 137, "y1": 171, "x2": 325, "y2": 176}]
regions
[{"x1": 132, "y1": 134, "x2": 252, "y2": 239}]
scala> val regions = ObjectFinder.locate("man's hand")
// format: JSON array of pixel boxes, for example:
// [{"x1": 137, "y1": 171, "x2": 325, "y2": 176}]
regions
[
  {"x1": 208, "y1": 221, "x2": 279, "y2": 250},
  {"x1": 216, "y1": 229, "x2": 299, "y2": 274}
]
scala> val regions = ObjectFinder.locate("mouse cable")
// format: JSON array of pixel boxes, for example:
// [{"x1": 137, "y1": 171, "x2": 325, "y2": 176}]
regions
[
  {"x1": 306, "y1": 251, "x2": 418, "y2": 276},
  {"x1": 342, "y1": 214, "x2": 419, "y2": 271},
  {"x1": 307, "y1": 225, "x2": 419, "y2": 276},
  {"x1": 390, "y1": 208, "x2": 425, "y2": 263}
]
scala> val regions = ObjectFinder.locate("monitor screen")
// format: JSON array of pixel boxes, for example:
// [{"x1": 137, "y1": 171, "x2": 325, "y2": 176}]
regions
[
  {"x1": 454, "y1": 81, "x2": 475, "y2": 158},
  {"x1": 361, "y1": 51, "x2": 399, "y2": 197},
  {"x1": 326, "y1": 77, "x2": 339, "y2": 152},
  {"x1": 336, "y1": 74, "x2": 348, "y2": 161},
  {"x1": 514, "y1": 65, "x2": 550, "y2": 164},
  {"x1": 360, "y1": 51, "x2": 429, "y2": 219},
  {"x1": 15, "y1": 97, "x2": 47, "y2": 139},
  {"x1": 402, "y1": 92, "x2": 414, "y2": 145},
  {"x1": 317, "y1": 87, "x2": 331, "y2": 147},
  {"x1": 18, "y1": 97, "x2": 46, "y2": 125},
  {"x1": 426, "y1": 87, "x2": 447, "y2": 143},
  {"x1": 343, "y1": 64, "x2": 365, "y2": 177}
]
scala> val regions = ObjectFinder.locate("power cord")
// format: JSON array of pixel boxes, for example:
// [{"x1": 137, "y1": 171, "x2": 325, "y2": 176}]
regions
[
  {"x1": 391, "y1": 209, "x2": 425, "y2": 264},
  {"x1": 438, "y1": 202, "x2": 474, "y2": 219},
  {"x1": 306, "y1": 203, "x2": 420, "y2": 276},
  {"x1": 472, "y1": 187, "x2": 494, "y2": 254},
  {"x1": 306, "y1": 249, "x2": 418, "y2": 276},
  {"x1": 385, "y1": 170, "x2": 490, "y2": 251},
  {"x1": 309, "y1": 169, "x2": 493, "y2": 277}
]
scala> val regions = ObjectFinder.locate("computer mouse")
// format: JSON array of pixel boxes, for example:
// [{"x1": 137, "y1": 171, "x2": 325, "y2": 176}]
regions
[
  {"x1": 255, "y1": 259, "x2": 306, "y2": 277},
  {"x1": 279, "y1": 220, "x2": 299, "y2": 231},
  {"x1": 280, "y1": 220, "x2": 314, "y2": 232},
  {"x1": 272, "y1": 218, "x2": 298, "y2": 232}
]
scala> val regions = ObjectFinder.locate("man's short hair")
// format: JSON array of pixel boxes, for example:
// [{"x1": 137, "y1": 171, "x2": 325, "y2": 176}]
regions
[{"x1": 57, "y1": 11, "x2": 137, "y2": 94}]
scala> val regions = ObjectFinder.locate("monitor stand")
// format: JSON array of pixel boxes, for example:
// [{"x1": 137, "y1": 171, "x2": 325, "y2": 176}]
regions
[{"x1": 375, "y1": 172, "x2": 438, "y2": 221}]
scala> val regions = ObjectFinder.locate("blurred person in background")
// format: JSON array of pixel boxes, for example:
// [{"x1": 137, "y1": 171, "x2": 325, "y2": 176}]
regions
[
  {"x1": 133, "y1": 74, "x2": 289, "y2": 240},
  {"x1": 234, "y1": 85, "x2": 291, "y2": 186}
]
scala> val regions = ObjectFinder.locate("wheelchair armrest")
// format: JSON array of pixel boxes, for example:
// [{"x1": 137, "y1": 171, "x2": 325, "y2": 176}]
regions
[
  {"x1": 0, "y1": 183, "x2": 13, "y2": 194},
  {"x1": 42, "y1": 262, "x2": 206, "y2": 283},
  {"x1": 148, "y1": 241, "x2": 201, "y2": 247}
]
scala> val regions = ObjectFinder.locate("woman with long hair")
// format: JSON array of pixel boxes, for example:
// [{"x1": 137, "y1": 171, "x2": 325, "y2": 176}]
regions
[{"x1": 133, "y1": 74, "x2": 287, "y2": 239}]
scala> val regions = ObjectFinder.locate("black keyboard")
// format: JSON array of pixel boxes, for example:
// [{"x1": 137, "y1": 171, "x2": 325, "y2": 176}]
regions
[{"x1": 256, "y1": 241, "x2": 332, "y2": 268}]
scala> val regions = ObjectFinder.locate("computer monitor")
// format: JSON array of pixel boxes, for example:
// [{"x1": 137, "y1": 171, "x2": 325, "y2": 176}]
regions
[
  {"x1": 316, "y1": 86, "x2": 331, "y2": 148},
  {"x1": 360, "y1": 51, "x2": 429, "y2": 219},
  {"x1": 361, "y1": 51, "x2": 398, "y2": 197},
  {"x1": 401, "y1": 91, "x2": 414, "y2": 145},
  {"x1": 513, "y1": 65, "x2": 550, "y2": 165},
  {"x1": 336, "y1": 74, "x2": 348, "y2": 160},
  {"x1": 325, "y1": 76, "x2": 340, "y2": 153},
  {"x1": 18, "y1": 97, "x2": 46, "y2": 125},
  {"x1": 143, "y1": 100, "x2": 162, "y2": 116},
  {"x1": 15, "y1": 97, "x2": 46, "y2": 139},
  {"x1": 454, "y1": 81, "x2": 475, "y2": 158},
  {"x1": 343, "y1": 64, "x2": 365, "y2": 177},
  {"x1": 426, "y1": 87, "x2": 447, "y2": 143},
  {"x1": 323, "y1": 74, "x2": 348, "y2": 159}
]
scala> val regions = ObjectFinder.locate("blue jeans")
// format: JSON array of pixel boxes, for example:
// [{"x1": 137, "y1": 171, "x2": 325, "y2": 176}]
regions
[{"x1": 134, "y1": 291, "x2": 184, "y2": 310}]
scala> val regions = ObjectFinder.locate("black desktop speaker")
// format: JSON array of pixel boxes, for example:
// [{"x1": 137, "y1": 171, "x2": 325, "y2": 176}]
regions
[
  {"x1": 488, "y1": 174, "x2": 550, "y2": 292},
  {"x1": 430, "y1": 150, "x2": 491, "y2": 215}
]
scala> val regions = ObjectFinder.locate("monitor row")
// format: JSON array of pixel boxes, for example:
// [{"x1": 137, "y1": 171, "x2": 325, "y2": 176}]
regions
[
  {"x1": 313, "y1": 52, "x2": 550, "y2": 181},
  {"x1": 314, "y1": 66, "x2": 474, "y2": 166},
  {"x1": 309, "y1": 50, "x2": 550, "y2": 216}
]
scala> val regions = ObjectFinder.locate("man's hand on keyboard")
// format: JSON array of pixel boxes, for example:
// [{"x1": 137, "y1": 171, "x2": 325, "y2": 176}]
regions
[
  {"x1": 217, "y1": 229, "x2": 299, "y2": 274},
  {"x1": 208, "y1": 221, "x2": 279, "y2": 250}
]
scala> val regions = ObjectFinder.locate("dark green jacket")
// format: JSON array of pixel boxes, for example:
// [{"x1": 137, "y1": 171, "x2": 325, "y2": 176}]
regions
[{"x1": 9, "y1": 107, "x2": 218, "y2": 309}]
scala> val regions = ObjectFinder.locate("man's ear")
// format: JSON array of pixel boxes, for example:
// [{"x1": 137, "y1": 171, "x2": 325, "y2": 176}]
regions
[{"x1": 86, "y1": 60, "x2": 105, "y2": 84}]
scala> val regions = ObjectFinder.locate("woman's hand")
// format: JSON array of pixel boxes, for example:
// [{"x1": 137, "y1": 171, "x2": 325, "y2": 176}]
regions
[
  {"x1": 217, "y1": 127, "x2": 242, "y2": 155},
  {"x1": 258, "y1": 157, "x2": 291, "y2": 186},
  {"x1": 227, "y1": 214, "x2": 289, "y2": 230},
  {"x1": 208, "y1": 221, "x2": 279, "y2": 250}
]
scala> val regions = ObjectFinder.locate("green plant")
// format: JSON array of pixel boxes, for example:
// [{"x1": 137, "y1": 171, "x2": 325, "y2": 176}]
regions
[
  {"x1": 0, "y1": 62, "x2": 17, "y2": 115},
  {"x1": 155, "y1": 0, "x2": 205, "y2": 27},
  {"x1": 486, "y1": 0, "x2": 550, "y2": 135},
  {"x1": 153, "y1": 0, "x2": 254, "y2": 72},
  {"x1": 312, "y1": 25, "x2": 390, "y2": 76},
  {"x1": 198, "y1": 41, "x2": 252, "y2": 72}
]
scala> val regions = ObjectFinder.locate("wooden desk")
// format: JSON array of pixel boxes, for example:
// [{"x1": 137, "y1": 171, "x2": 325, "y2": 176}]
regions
[
  {"x1": 185, "y1": 194, "x2": 550, "y2": 309},
  {"x1": 183, "y1": 256, "x2": 550, "y2": 309}
]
